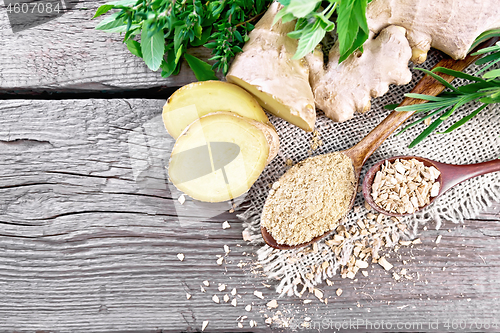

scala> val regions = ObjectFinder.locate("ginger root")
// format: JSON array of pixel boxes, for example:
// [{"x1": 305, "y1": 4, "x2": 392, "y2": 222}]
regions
[
  {"x1": 308, "y1": 25, "x2": 412, "y2": 122},
  {"x1": 226, "y1": 2, "x2": 316, "y2": 132},
  {"x1": 367, "y1": 0, "x2": 500, "y2": 63}
]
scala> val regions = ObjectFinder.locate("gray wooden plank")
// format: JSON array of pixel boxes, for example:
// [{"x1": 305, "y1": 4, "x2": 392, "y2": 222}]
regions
[
  {"x1": 0, "y1": 0, "x2": 216, "y2": 93},
  {"x1": 0, "y1": 99, "x2": 500, "y2": 332}
]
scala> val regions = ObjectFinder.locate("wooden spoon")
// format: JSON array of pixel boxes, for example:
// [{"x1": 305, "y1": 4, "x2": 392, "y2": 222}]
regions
[
  {"x1": 261, "y1": 38, "x2": 499, "y2": 250},
  {"x1": 363, "y1": 155, "x2": 500, "y2": 217}
]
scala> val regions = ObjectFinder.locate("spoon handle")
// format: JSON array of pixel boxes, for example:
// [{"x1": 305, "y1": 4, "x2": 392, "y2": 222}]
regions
[
  {"x1": 345, "y1": 37, "x2": 500, "y2": 174},
  {"x1": 437, "y1": 159, "x2": 500, "y2": 194}
]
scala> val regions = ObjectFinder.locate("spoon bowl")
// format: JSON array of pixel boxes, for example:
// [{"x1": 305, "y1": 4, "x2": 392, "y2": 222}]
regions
[{"x1": 363, "y1": 156, "x2": 500, "y2": 217}]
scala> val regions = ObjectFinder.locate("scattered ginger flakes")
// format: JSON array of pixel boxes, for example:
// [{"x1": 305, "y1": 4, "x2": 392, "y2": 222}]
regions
[
  {"x1": 378, "y1": 257, "x2": 393, "y2": 271},
  {"x1": 336, "y1": 288, "x2": 343, "y2": 297},
  {"x1": 267, "y1": 299, "x2": 278, "y2": 309},
  {"x1": 261, "y1": 152, "x2": 356, "y2": 245}
]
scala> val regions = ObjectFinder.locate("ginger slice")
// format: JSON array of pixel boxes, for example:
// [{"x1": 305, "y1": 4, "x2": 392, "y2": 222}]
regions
[
  {"x1": 169, "y1": 112, "x2": 272, "y2": 202},
  {"x1": 226, "y1": 2, "x2": 316, "y2": 132},
  {"x1": 162, "y1": 80, "x2": 270, "y2": 139},
  {"x1": 308, "y1": 25, "x2": 412, "y2": 122}
]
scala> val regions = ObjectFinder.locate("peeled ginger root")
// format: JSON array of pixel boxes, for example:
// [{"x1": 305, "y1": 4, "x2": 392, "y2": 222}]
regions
[{"x1": 169, "y1": 112, "x2": 274, "y2": 202}]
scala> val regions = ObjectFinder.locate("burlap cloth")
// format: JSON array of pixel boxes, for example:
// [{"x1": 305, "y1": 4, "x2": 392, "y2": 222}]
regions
[{"x1": 239, "y1": 49, "x2": 500, "y2": 296}]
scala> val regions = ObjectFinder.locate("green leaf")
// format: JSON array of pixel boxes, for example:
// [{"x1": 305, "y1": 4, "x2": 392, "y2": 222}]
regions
[
  {"x1": 396, "y1": 99, "x2": 458, "y2": 112},
  {"x1": 475, "y1": 51, "x2": 500, "y2": 66},
  {"x1": 191, "y1": 27, "x2": 212, "y2": 47},
  {"x1": 483, "y1": 68, "x2": 500, "y2": 79},
  {"x1": 480, "y1": 89, "x2": 500, "y2": 103},
  {"x1": 408, "y1": 115, "x2": 444, "y2": 148},
  {"x1": 95, "y1": 13, "x2": 138, "y2": 33},
  {"x1": 338, "y1": 30, "x2": 368, "y2": 63},
  {"x1": 438, "y1": 104, "x2": 488, "y2": 134},
  {"x1": 314, "y1": 13, "x2": 335, "y2": 32},
  {"x1": 285, "y1": 0, "x2": 320, "y2": 18},
  {"x1": 431, "y1": 67, "x2": 486, "y2": 82},
  {"x1": 384, "y1": 103, "x2": 399, "y2": 110},
  {"x1": 396, "y1": 107, "x2": 447, "y2": 136},
  {"x1": 471, "y1": 42, "x2": 500, "y2": 56},
  {"x1": 273, "y1": 7, "x2": 289, "y2": 25},
  {"x1": 141, "y1": 28, "x2": 165, "y2": 71},
  {"x1": 160, "y1": 49, "x2": 179, "y2": 78},
  {"x1": 126, "y1": 39, "x2": 142, "y2": 58},
  {"x1": 93, "y1": 4, "x2": 114, "y2": 19},
  {"x1": 404, "y1": 93, "x2": 452, "y2": 102},
  {"x1": 414, "y1": 68, "x2": 462, "y2": 93},
  {"x1": 108, "y1": 0, "x2": 138, "y2": 6},
  {"x1": 184, "y1": 53, "x2": 219, "y2": 81},
  {"x1": 292, "y1": 21, "x2": 325, "y2": 59},
  {"x1": 476, "y1": 56, "x2": 500, "y2": 75},
  {"x1": 336, "y1": 0, "x2": 369, "y2": 63},
  {"x1": 470, "y1": 29, "x2": 500, "y2": 51}
]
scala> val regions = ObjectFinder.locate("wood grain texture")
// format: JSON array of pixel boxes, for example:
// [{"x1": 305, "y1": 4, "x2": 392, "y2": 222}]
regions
[
  {"x1": 0, "y1": 99, "x2": 499, "y2": 332},
  {"x1": 0, "y1": 0, "x2": 217, "y2": 94}
]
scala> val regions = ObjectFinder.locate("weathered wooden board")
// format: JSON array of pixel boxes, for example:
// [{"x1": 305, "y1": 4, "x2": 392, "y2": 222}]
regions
[
  {"x1": 0, "y1": 99, "x2": 499, "y2": 332},
  {"x1": 0, "y1": 0, "x2": 215, "y2": 94}
]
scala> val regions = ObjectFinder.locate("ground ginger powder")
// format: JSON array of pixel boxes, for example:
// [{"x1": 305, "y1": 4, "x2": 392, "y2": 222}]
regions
[{"x1": 261, "y1": 152, "x2": 356, "y2": 245}]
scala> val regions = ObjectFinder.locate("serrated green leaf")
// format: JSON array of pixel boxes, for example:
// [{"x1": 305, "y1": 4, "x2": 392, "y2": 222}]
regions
[
  {"x1": 184, "y1": 53, "x2": 219, "y2": 81},
  {"x1": 292, "y1": 21, "x2": 325, "y2": 59},
  {"x1": 126, "y1": 39, "x2": 142, "y2": 58},
  {"x1": 141, "y1": 28, "x2": 165, "y2": 71},
  {"x1": 337, "y1": 0, "x2": 369, "y2": 62}
]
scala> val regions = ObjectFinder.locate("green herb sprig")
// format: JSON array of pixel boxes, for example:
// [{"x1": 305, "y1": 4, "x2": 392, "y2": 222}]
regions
[
  {"x1": 273, "y1": 0, "x2": 371, "y2": 62},
  {"x1": 388, "y1": 34, "x2": 500, "y2": 148},
  {"x1": 94, "y1": 0, "x2": 272, "y2": 80}
]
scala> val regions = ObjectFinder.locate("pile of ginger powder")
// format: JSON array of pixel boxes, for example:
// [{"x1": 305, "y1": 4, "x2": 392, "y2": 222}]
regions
[{"x1": 261, "y1": 152, "x2": 356, "y2": 245}]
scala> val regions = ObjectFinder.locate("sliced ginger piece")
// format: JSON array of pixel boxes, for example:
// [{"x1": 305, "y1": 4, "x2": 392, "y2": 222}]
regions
[
  {"x1": 226, "y1": 2, "x2": 316, "y2": 132},
  {"x1": 162, "y1": 80, "x2": 271, "y2": 139},
  {"x1": 169, "y1": 112, "x2": 271, "y2": 202}
]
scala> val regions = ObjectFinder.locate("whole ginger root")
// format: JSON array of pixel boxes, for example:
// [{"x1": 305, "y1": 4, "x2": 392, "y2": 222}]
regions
[
  {"x1": 308, "y1": 25, "x2": 412, "y2": 122},
  {"x1": 367, "y1": 0, "x2": 500, "y2": 63}
]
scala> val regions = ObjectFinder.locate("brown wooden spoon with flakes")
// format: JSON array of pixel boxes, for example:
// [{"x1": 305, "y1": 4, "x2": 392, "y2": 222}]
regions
[
  {"x1": 363, "y1": 156, "x2": 500, "y2": 217},
  {"x1": 261, "y1": 38, "x2": 499, "y2": 250}
]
